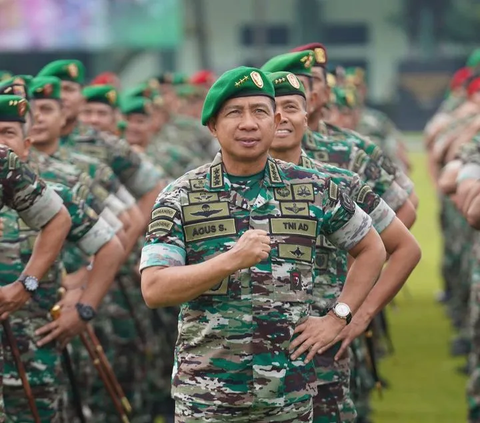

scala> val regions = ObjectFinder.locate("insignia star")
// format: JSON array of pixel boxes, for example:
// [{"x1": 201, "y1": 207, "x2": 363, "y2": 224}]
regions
[{"x1": 285, "y1": 203, "x2": 306, "y2": 214}]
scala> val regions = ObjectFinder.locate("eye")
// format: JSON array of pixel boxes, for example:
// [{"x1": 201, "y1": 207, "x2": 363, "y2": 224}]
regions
[
  {"x1": 226, "y1": 110, "x2": 240, "y2": 116},
  {"x1": 255, "y1": 108, "x2": 267, "y2": 114}
]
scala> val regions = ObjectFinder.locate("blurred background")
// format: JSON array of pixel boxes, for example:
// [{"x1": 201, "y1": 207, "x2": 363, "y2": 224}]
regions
[
  {"x1": 1, "y1": 0, "x2": 480, "y2": 130},
  {"x1": 1, "y1": 1, "x2": 478, "y2": 422}
]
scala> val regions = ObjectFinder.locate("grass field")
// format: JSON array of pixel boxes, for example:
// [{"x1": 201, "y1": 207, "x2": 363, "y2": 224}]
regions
[{"x1": 371, "y1": 152, "x2": 468, "y2": 422}]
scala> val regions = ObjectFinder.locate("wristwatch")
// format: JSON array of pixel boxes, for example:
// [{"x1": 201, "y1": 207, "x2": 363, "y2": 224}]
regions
[
  {"x1": 18, "y1": 274, "x2": 39, "y2": 294},
  {"x1": 330, "y1": 302, "x2": 352, "y2": 325},
  {"x1": 75, "y1": 303, "x2": 97, "y2": 322}
]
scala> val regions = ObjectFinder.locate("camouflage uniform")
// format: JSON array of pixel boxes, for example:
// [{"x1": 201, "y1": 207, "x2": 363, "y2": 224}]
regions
[
  {"x1": 0, "y1": 182, "x2": 114, "y2": 423},
  {"x1": 140, "y1": 152, "x2": 373, "y2": 422},
  {"x1": 299, "y1": 152, "x2": 395, "y2": 423}
]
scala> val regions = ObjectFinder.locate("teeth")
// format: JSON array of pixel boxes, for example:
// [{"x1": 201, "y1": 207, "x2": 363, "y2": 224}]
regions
[{"x1": 276, "y1": 130, "x2": 290, "y2": 134}]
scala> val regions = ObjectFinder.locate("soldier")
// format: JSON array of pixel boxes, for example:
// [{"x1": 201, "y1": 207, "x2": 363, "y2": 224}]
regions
[
  {"x1": 266, "y1": 71, "x2": 421, "y2": 422},
  {"x1": 140, "y1": 66, "x2": 387, "y2": 422},
  {"x1": 0, "y1": 95, "x2": 125, "y2": 422},
  {"x1": 79, "y1": 84, "x2": 119, "y2": 134},
  {"x1": 36, "y1": 59, "x2": 165, "y2": 220}
]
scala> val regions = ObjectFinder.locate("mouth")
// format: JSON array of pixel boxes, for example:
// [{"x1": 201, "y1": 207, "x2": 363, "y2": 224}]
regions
[
  {"x1": 236, "y1": 138, "x2": 260, "y2": 147},
  {"x1": 275, "y1": 128, "x2": 292, "y2": 138}
]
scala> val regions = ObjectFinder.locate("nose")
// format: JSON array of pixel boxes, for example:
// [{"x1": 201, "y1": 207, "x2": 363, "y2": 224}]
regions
[{"x1": 238, "y1": 110, "x2": 258, "y2": 131}]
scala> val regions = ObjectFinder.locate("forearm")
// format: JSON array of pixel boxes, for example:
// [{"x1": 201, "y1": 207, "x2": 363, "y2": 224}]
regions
[
  {"x1": 141, "y1": 251, "x2": 237, "y2": 308},
  {"x1": 337, "y1": 235, "x2": 386, "y2": 314},
  {"x1": 395, "y1": 200, "x2": 416, "y2": 229},
  {"x1": 62, "y1": 267, "x2": 89, "y2": 290},
  {"x1": 121, "y1": 207, "x2": 146, "y2": 260},
  {"x1": 79, "y1": 237, "x2": 124, "y2": 309},
  {"x1": 24, "y1": 209, "x2": 71, "y2": 280},
  {"x1": 354, "y1": 243, "x2": 420, "y2": 323}
]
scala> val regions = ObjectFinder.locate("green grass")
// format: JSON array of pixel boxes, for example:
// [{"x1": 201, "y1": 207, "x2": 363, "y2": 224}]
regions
[{"x1": 371, "y1": 152, "x2": 467, "y2": 422}]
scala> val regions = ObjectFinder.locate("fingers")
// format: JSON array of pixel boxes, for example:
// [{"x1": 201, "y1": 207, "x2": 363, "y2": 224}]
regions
[
  {"x1": 334, "y1": 339, "x2": 352, "y2": 361},
  {"x1": 35, "y1": 321, "x2": 57, "y2": 337},
  {"x1": 290, "y1": 339, "x2": 313, "y2": 361},
  {"x1": 36, "y1": 326, "x2": 62, "y2": 347},
  {"x1": 0, "y1": 312, "x2": 9, "y2": 321}
]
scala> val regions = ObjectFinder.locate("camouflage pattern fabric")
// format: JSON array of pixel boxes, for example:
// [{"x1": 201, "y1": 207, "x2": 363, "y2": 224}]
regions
[
  {"x1": 61, "y1": 122, "x2": 165, "y2": 200},
  {"x1": 0, "y1": 182, "x2": 113, "y2": 422},
  {"x1": 317, "y1": 121, "x2": 414, "y2": 196},
  {"x1": 300, "y1": 152, "x2": 394, "y2": 423},
  {"x1": 175, "y1": 397, "x2": 313, "y2": 422},
  {"x1": 140, "y1": 152, "x2": 373, "y2": 411},
  {"x1": 301, "y1": 128, "x2": 408, "y2": 212},
  {"x1": 0, "y1": 145, "x2": 63, "y2": 230}
]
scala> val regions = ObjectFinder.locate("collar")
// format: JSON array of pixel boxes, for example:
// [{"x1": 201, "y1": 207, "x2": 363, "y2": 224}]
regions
[{"x1": 204, "y1": 151, "x2": 287, "y2": 192}]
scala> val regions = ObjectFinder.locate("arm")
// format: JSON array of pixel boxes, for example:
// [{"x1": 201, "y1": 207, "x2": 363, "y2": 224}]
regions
[
  {"x1": 137, "y1": 182, "x2": 165, "y2": 222},
  {"x1": 394, "y1": 200, "x2": 417, "y2": 229}
]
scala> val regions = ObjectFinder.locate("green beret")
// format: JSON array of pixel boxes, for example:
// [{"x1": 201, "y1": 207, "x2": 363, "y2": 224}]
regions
[
  {"x1": 29, "y1": 76, "x2": 61, "y2": 100},
  {"x1": 0, "y1": 95, "x2": 30, "y2": 123},
  {"x1": 467, "y1": 49, "x2": 480, "y2": 69},
  {"x1": 331, "y1": 86, "x2": 358, "y2": 109},
  {"x1": 83, "y1": 85, "x2": 118, "y2": 107},
  {"x1": 123, "y1": 82, "x2": 160, "y2": 100},
  {"x1": 266, "y1": 72, "x2": 306, "y2": 99},
  {"x1": 261, "y1": 51, "x2": 314, "y2": 77},
  {"x1": 121, "y1": 96, "x2": 152, "y2": 116},
  {"x1": 345, "y1": 67, "x2": 365, "y2": 85},
  {"x1": 0, "y1": 71, "x2": 13, "y2": 82},
  {"x1": 175, "y1": 84, "x2": 204, "y2": 99},
  {"x1": 0, "y1": 77, "x2": 30, "y2": 98},
  {"x1": 38, "y1": 60, "x2": 85, "y2": 84},
  {"x1": 201, "y1": 66, "x2": 274, "y2": 126}
]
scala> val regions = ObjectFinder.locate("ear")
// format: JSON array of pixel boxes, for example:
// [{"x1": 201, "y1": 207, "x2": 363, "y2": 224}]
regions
[
  {"x1": 308, "y1": 91, "x2": 319, "y2": 114},
  {"x1": 207, "y1": 119, "x2": 217, "y2": 137},
  {"x1": 23, "y1": 137, "x2": 32, "y2": 159}
]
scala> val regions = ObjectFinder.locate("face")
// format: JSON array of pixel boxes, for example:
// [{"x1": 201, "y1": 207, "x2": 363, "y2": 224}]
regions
[
  {"x1": 324, "y1": 105, "x2": 342, "y2": 126},
  {"x1": 271, "y1": 95, "x2": 307, "y2": 153},
  {"x1": 30, "y1": 99, "x2": 65, "y2": 145},
  {"x1": 339, "y1": 109, "x2": 356, "y2": 129},
  {"x1": 79, "y1": 102, "x2": 116, "y2": 133},
  {"x1": 0, "y1": 122, "x2": 30, "y2": 160},
  {"x1": 150, "y1": 106, "x2": 169, "y2": 133},
  {"x1": 60, "y1": 81, "x2": 84, "y2": 121},
  {"x1": 207, "y1": 96, "x2": 281, "y2": 164},
  {"x1": 125, "y1": 113, "x2": 152, "y2": 146},
  {"x1": 311, "y1": 67, "x2": 330, "y2": 110},
  {"x1": 471, "y1": 91, "x2": 480, "y2": 106}
]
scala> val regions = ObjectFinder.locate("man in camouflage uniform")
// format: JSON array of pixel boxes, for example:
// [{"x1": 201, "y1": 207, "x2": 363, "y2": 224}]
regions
[
  {"x1": 140, "y1": 66, "x2": 387, "y2": 422},
  {"x1": 266, "y1": 71, "x2": 421, "y2": 422},
  {"x1": 0, "y1": 116, "x2": 122, "y2": 423}
]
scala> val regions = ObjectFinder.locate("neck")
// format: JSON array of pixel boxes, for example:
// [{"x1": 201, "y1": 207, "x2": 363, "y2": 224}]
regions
[
  {"x1": 222, "y1": 153, "x2": 268, "y2": 176},
  {"x1": 32, "y1": 138, "x2": 60, "y2": 156},
  {"x1": 269, "y1": 145, "x2": 302, "y2": 166},
  {"x1": 308, "y1": 107, "x2": 323, "y2": 132},
  {"x1": 61, "y1": 117, "x2": 77, "y2": 137}
]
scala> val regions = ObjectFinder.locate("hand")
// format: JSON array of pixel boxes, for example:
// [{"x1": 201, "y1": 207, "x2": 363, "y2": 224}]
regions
[
  {"x1": 35, "y1": 306, "x2": 86, "y2": 349},
  {"x1": 0, "y1": 282, "x2": 31, "y2": 319},
  {"x1": 228, "y1": 229, "x2": 271, "y2": 270},
  {"x1": 289, "y1": 314, "x2": 346, "y2": 364},
  {"x1": 316, "y1": 316, "x2": 371, "y2": 361}
]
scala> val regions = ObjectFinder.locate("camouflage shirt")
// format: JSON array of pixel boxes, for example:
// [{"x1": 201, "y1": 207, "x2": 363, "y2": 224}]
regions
[
  {"x1": 456, "y1": 133, "x2": 480, "y2": 182},
  {"x1": 317, "y1": 121, "x2": 415, "y2": 196},
  {"x1": 61, "y1": 122, "x2": 165, "y2": 199},
  {"x1": 0, "y1": 145, "x2": 63, "y2": 229},
  {"x1": 140, "y1": 152, "x2": 372, "y2": 407},
  {"x1": 301, "y1": 128, "x2": 408, "y2": 211}
]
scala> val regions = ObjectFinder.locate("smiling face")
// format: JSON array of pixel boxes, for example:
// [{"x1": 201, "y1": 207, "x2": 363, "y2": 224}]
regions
[
  {"x1": 79, "y1": 102, "x2": 116, "y2": 133},
  {"x1": 207, "y1": 95, "x2": 281, "y2": 165},
  {"x1": 0, "y1": 121, "x2": 30, "y2": 160},
  {"x1": 30, "y1": 99, "x2": 65, "y2": 145},
  {"x1": 271, "y1": 94, "x2": 307, "y2": 154}
]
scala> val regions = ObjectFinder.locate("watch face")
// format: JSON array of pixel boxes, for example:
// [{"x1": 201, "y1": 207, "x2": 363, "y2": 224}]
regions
[
  {"x1": 335, "y1": 303, "x2": 350, "y2": 317},
  {"x1": 24, "y1": 276, "x2": 38, "y2": 291}
]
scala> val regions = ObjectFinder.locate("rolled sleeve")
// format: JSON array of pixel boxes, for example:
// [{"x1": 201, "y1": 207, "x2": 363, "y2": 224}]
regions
[
  {"x1": 381, "y1": 181, "x2": 408, "y2": 212},
  {"x1": 104, "y1": 193, "x2": 128, "y2": 216},
  {"x1": 369, "y1": 199, "x2": 396, "y2": 234},
  {"x1": 457, "y1": 163, "x2": 480, "y2": 184},
  {"x1": 140, "y1": 243, "x2": 186, "y2": 271},
  {"x1": 326, "y1": 205, "x2": 372, "y2": 251},
  {"x1": 77, "y1": 217, "x2": 115, "y2": 256},
  {"x1": 19, "y1": 186, "x2": 63, "y2": 229},
  {"x1": 115, "y1": 185, "x2": 136, "y2": 208},
  {"x1": 126, "y1": 160, "x2": 163, "y2": 198}
]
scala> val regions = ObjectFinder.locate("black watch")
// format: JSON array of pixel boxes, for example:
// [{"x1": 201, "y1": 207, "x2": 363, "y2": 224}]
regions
[
  {"x1": 75, "y1": 303, "x2": 97, "y2": 322},
  {"x1": 18, "y1": 274, "x2": 39, "y2": 294}
]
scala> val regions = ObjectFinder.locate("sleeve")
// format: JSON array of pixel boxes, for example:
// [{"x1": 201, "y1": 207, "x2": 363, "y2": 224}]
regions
[
  {"x1": 381, "y1": 181, "x2": 409, "y2": 212},
  {"x1": 51, "y1": 182, "x2": 114, "y2": 256},
  {"x1": 115, "y1": 185, "x2": 136, "y2": 209},
  {"x1": 320, "y1": 179, "x2": 373, "y2": 251},
  {"x1": 4, "y1": 152, "x2": 63, "y2": 229},
  {"x1": 394, "y1": 170, "x2": 414, "y2": 195},
  {"x1": 139, "y1": 187, "x2": 186, "y2": 271},
  {"x1": 102, "y1": 135, "x2": 165, "y2": 198},
  {"x1": 104, "y1": 193, "x2": 128, "y2": 216}
]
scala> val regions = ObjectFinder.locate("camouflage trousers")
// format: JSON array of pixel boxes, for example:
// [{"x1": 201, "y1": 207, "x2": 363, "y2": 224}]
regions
[
  {"x1": 313, "y1": 344, "x2": 356, "y2": 423},
  {"x1": 350, "y1": 338, "x2": 374, "y2": 421},
  {"x1": 175, "y1": 398, "x2": 313, "y2": 422},
  {"x1": 2, "y1": 301, "x2": 65, "y2": 422}
]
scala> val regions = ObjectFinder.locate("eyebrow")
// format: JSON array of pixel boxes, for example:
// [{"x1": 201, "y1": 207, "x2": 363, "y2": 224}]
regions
[{"x1": 278, "y1": 98, "x2": 300, "y2": 106}]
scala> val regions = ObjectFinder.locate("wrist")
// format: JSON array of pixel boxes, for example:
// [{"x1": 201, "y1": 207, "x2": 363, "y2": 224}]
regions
[
  {"x1": 218, "y1": 250, "x2": 241, "y2": 274},
  {"x1": 75, "y1": 303, "x2": 97, "y2": 322},
  {"x1": 327, "y1": 310, "x2": 347, "y2": 327}
]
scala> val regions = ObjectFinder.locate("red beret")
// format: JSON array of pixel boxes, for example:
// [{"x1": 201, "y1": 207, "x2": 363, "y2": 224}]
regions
[
  {"x1": 291, "y1": 43, "x2": 328, "y2": 67},
  {"x1": 90, "y1": 72, "x2": 120, "y2": 87},
  {"x1": 451, "y1": 67, "x2": 473, "y2": 91},
  {"x1": 467, "y1": 77, "x2": 480, "y2": 98},
  {"x1": 190, "y1": 70, "x2": 216, "y2": 86}
]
